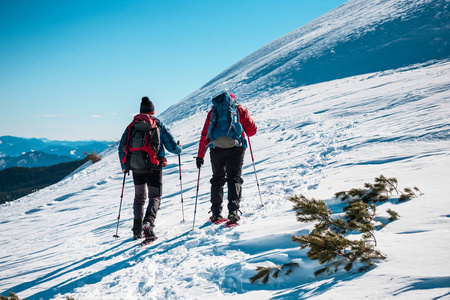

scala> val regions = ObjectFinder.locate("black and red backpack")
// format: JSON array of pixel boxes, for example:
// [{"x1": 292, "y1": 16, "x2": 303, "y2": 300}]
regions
[{"x1": 122, "y1": 113, "x2": 161, "y2": 173}]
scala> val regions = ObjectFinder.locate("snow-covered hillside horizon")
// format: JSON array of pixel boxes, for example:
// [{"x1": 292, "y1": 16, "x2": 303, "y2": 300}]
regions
[
  {"x1": 161, "y1": 0, "x2": 449, "y2": 124},
  {"x1": 1, "y1": 0, "x2": 450, "y2": 299}
]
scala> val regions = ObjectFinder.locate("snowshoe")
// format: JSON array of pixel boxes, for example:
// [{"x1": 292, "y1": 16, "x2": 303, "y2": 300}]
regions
[
  {"x1": 140, "y1": 236, "x2": 157, "y2": 247},
  {"x1": 225, "y1": 213, "x2": 240, "y2": 227},
  {"x1": 209, "y1": 215, "x2": 227, "y2": 224},
  {"x1": 143, "y1": 222, "x2": 156, "y2": 239},
  {"x1": 225, "y1": 220, "x2": 239, "y2": 227},
  {"x1": 140, "y1": 223, "x2": 157, "y2": 246}
]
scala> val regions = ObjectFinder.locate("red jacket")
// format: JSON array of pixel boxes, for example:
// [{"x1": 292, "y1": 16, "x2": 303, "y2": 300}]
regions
[{"x1": 197, "y1": 105, "x2": 257, "y2": 158}]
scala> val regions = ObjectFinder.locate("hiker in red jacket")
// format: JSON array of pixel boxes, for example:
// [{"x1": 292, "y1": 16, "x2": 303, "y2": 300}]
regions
[{"x1": 196, "y1": 92, "x2": 257, "y2": 225}]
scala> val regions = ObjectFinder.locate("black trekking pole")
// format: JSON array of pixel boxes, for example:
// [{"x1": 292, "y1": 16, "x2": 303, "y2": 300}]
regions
[
  {"x1": 192, "y1": 165, "x2": 201, "y2": 230},
  {"x1": 113, "y1": 171, "x2": 128, "y2": 238},
  {"x1": 247, "y1": 136, "x2": 264, "y2": 207},
  {"x1": 177, "y1": 141, "x2": 185, "y2": 222}
]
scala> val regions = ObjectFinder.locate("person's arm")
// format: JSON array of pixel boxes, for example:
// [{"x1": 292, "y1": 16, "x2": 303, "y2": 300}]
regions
[
  {"x1": 159, "y1": 121, "x2": 182, "y2": 155},
  {"x1": 197, "y1": 110, "x2": 212, "y2": 158},
  {"x1": 238, "y1": 106, "x2": 257, "y2": 137},
  {"x1": 118, "y1": 129, "x2": 128, "y2": 171}
]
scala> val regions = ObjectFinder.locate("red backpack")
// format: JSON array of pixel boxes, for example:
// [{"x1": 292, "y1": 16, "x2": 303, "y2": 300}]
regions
[{"x1": 122, "y1": 113, "x2": 161, "y2": 173}]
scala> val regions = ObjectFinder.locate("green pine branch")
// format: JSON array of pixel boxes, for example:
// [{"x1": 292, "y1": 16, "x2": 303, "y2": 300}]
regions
[
  {"x1": 0, "y1": 292, "x2": 24, "y2": 300},
  {"x1": 249, "y1": 263, "x2": 300, "y2": 284}
]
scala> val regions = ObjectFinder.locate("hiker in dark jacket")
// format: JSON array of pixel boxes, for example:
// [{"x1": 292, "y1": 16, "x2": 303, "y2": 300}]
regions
[
  {"x1": 196, "y1": 92, "x2": 257, "y2": 225},
  {"x1": 118, "y1": 97, "x2": 182, "y2": 240}
]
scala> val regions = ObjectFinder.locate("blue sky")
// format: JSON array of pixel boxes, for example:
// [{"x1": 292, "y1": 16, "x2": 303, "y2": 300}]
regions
[{"x1": 0, "y1": 0, "x2": 347, "y2": 141}]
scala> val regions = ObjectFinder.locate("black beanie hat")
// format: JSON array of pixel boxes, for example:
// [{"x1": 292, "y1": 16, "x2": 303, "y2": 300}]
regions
[{"x1": 140, "y1": 96, "x2": 155, "y2": 114}]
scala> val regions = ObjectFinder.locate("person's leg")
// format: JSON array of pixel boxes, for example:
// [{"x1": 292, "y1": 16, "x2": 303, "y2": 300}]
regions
[
  {"x1": 143, "y1": 169, "x2": 162, "y2": 238},
  {"x1": 225, "y1": 147, "x2": 246, "y2": 220},
  {"x1": 132, "y1": 172, "x2": 147, "y2": 238},
  {"x1": 209, "y1": 148, "x2": 227, "y2": 219}
]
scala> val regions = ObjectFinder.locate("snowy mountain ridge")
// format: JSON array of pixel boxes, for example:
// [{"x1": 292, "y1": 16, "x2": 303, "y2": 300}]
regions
[
  {"x1": 161, "y1": 0, "x2": 449, "y2": 124},
  {"x1": 0, "y1": 136, "x2": 112, "y2": 169},
  {"x1": 0, "y1": 152, "x2": 76, "y2": 170},
  {"x1": 1, "y1": 0, "x2": 450, "y2": 299}
]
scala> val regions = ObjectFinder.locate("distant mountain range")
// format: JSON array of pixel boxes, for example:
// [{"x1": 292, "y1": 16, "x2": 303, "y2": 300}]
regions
[{"x1": 0, "y1": 136, "x2": 113, "y2": 170}]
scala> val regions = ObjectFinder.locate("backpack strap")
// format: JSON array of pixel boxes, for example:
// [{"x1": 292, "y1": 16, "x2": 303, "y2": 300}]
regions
[
  {"x1": 206, "y1": 107, "x2": 216, "y2": 141},
  {"x1": 127, "y1": 135, "x2": 159, "y2": 166},
  {"x1": 226, "y1": 102, "x2": 240, "y2": 137},
  {"x1": 121, "y1": 114, "x2": 160, "y2": 166},
  {"x1": 121, "y1": 119, "x2": 137, "y2": 165}
]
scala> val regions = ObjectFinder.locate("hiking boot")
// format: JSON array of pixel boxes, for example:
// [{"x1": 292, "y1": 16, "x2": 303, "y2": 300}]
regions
[
  {"x1": 143, "y1": 222, "x2": 156, "y2": 240},
  {"x1": 132, "y1": 218, "x2": 143, "y2": 240},
  {"x1": 227, "y1": 212, "x2": 240, "y2": 224},
  {"x1": 133, "y1": 231, "x2": 143, "y2": 240},
  {"x1": 209, "y1": 214, "x2": 224, "y2": 223}
]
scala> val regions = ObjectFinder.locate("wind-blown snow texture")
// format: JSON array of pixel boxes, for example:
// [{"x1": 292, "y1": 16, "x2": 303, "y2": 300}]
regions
[{"x1": 1, "y1": 0, "x2": 450, "y2": 299}]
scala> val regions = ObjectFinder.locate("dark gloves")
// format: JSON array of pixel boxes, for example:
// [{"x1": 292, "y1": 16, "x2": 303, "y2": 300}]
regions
[{"x1": 196, "y1": 157, "x2": 204, "y2": 169}]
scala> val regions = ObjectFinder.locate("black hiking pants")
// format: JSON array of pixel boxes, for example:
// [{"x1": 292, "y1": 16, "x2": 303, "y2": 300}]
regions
[
  {"x1": 132, "y1": 169, "x2": 162, "y2": 234},
  {"x1": 209, "y1": 146, "x2": 245, "y2": 217}
]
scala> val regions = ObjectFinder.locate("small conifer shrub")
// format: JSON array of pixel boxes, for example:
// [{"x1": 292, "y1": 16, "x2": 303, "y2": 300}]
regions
[
  {"x1": 250, "y1": 175, "x2": 422, "y2": 284},
  {"x1": 83, "y1": 151, "x2": 102, "y2": 164},
  {"x1": 0, "y1": 291, "x2": 77, "y2": 300},
  {"x1": 289, "y1": 194, "x2": 386, "y2": 275},
  {"x1": 0, "y1": 292, "x2": 22, "y2": 300},
  {"x1": 290, "y1": 175, "x2": 421, "y2": 276},
  {"x1": 334, "y1": 175, "x2": 422, "y2": 205}
]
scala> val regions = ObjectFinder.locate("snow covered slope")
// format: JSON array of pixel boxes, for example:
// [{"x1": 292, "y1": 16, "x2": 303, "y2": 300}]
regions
[
  {"x1": 161, "y1": 0, "x2": 450, "y2": 124},
  {"x1": 1, "y1": 60, "x2": 449, "y2": 300},
  {"x1": 1, "y1": 0, "x2": 450, "y2": 299}
]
